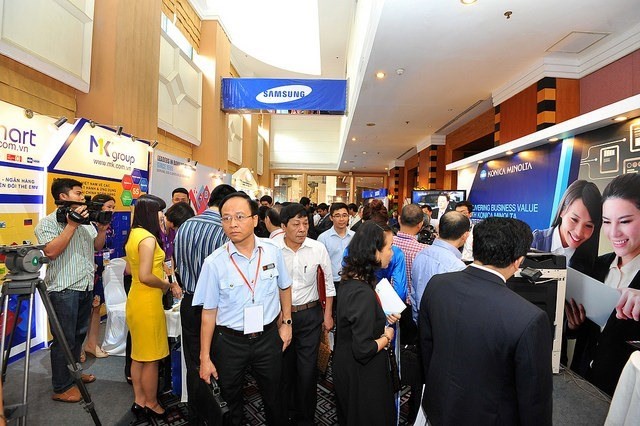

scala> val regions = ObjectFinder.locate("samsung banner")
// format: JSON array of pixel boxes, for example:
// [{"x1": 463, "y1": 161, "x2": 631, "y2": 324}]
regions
[
  {"x1": 468, "y1": 143, "x2": 564, "y2": 231},
  {"x1": 222, "y1": 78, "x2": 347, "y2": 113}
]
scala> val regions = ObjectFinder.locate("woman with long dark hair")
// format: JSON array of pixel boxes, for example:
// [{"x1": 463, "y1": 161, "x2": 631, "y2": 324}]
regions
[
  {"x1": 531, "y1": 179, "x2": 602, "y2": 273},
  {"x1": 568, "y1": 174, "x2": 640, "y2": 395},
  {"x1": 125, "y1": 195, "x2": 181, "y2": 420},
  {"x1": 333, "y1": 221, "x2": 399, "y2": 425}
]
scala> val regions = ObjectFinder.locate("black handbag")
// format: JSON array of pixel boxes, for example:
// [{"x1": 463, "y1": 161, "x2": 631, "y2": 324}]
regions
[
  {"x1": 388, "y1": 348, "x2": 402, "y2": 393},
  {"x1": 209, "y1": 378, "x2": 230, "y2": 417}
]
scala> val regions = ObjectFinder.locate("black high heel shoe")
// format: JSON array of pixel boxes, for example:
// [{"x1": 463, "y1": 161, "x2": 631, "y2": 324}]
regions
[
  {"x1": 145, "y1": 403, "x2": 167, "y2": 421},
  {"x1": 131, "y1": 403, "x2": 147, "y2": 419}
]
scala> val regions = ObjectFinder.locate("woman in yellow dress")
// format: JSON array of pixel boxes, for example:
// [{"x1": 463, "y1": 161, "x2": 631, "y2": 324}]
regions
[{"x1": 125, "y1": 195, "x2": 181, "y2": 420}]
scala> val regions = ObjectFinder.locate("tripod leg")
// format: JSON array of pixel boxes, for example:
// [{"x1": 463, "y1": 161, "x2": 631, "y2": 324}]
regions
[
  {"x1": 36, "y1": 282, "x2": 101, "y2": 426},
  {"x1": 1, "y1": 295, "x2": 28, "y2": 383},
  {"x1": 0, "y1": 293, "x2": 11, "y2": 382}
]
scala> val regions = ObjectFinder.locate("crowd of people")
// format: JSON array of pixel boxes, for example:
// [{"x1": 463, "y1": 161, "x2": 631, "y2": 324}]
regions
[{"x1": 31, "y1": 174, "x2": 640, "y2": 425}]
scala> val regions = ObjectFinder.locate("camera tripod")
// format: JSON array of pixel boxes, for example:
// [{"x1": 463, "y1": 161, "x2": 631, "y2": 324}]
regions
[{"x1": 0, "y1": 245, "x2": 101, "y2": 425}]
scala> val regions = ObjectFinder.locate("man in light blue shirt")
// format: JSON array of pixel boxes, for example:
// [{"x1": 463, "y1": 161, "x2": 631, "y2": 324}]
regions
[
  {"x1": 317, "y1": 202, "x2": 354, "y2": 285},
  {"x1": 194, "y1": 192, "x2": 292, "y2": 426},
  {"x1": 411, "y1": 211, "x2": 470, "y2": 323}
]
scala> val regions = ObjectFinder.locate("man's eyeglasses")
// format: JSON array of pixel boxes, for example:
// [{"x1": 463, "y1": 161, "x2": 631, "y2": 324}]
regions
[
  {"x1": 221, "y1": 213, "x2": 255, "y2": 224},
  {"x1": 331, "y1": 214, "x2": 349, "y2": 219}
]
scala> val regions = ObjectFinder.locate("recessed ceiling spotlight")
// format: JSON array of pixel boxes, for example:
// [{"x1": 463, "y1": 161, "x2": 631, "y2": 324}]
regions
[
  {"x1": 461, "y1": 0, "x2": 477, "y2": 4},
  {"x1": 613, "y1": 115, "x2": 628, "y2": 122},
  {"x1": 396, "y1": 68, "x2": 405, "y2": 76},
  {"x1": 384, "y1": 167, "x2": 388, "y2": 170},
  {"x1": 477, "y1": 160, "x2": 483, "y2": 164},
  {"x1": 351, "y1": 137, "x2": 356, "y2": 141},
  {"x1": 343, "y1": 160, "x2": 348, "y2": 164},
  {"x1": 376, "y1": 71, "x2": 386, "y2": 79},
  {"x1": 366, "y1": 122, "x2": 376, "y2": 127},
  {"x1": 362, "y1": 151, "x2": 367, "y2": 155},
  {"x1": 506, "y1": 150, "x2": 513, "y2": 155},
  {"x1": 548, "y1": 137, "x2": 560, "y2": 142}
]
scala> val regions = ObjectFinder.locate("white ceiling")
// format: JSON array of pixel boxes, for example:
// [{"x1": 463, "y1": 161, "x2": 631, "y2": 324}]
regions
[{"x1": 192, "y1": 0, "x2": 640, "y2": 173}]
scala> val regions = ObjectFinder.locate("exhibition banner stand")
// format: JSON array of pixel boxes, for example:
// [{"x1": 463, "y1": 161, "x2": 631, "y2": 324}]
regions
[{"x1": 149, "y1": 150, "x2": 230, "y2": 214}]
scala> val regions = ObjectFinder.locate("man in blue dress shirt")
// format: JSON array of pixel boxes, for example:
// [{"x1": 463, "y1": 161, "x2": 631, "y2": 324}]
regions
[
  {"x1": 194, "y1": 192, "x2": 292, "y2": 425},
  {"x1": 410, "y1": 211, "x2": 470, "y2": 324}
]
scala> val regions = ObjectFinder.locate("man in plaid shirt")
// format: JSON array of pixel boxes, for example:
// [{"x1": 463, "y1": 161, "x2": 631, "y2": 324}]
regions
[{"x1": 392, "y1": 204, "x2": 429, "y2": 302}]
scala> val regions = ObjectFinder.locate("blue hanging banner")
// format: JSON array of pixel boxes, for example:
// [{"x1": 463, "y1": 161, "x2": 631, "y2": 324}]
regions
[{"x1": 222, "y1": 78, "x2": 347, "y2": 113}]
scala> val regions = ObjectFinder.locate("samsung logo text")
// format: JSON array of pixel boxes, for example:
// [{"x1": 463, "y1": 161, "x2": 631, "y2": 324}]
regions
[{"x1": 256, "y1": 85, "x2": 312, "y2": 104}]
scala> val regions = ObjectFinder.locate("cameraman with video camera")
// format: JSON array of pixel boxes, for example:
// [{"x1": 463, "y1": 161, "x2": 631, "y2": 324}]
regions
[{"x1": 34, "y1": 178, "x2": 110, "y2": 403}]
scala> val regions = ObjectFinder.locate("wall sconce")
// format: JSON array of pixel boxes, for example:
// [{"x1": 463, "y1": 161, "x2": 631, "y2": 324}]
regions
[
  {"x1": 147, "y1": 140, "x2": 159, "y2": 152},
  {"x1": 53, "y1": 116, "x2": 68, "y2": 128}
]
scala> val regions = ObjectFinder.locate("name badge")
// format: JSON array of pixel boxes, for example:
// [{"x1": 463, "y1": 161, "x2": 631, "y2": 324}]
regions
[
  {"x1": 262, "y1": 263, "x2": 275, "y2": 271},
  {"x1": 244, "y1": 304, "x2": 264, "y2": 334}
]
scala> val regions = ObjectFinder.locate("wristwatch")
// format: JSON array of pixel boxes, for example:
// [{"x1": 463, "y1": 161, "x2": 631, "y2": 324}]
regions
[{"x1": 282, "y1": 318, "x2": 292, "y2": 325}]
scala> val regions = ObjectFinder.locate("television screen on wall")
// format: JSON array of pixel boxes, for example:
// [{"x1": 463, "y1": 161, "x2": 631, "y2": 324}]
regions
[{"x1": 411, "y1": 189, "x2": 466, "y2": 214}]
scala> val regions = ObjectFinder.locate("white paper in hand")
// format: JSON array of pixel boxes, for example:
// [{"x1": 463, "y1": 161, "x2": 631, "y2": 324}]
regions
[{"x1": 375, "y1": 278, "x2": 407, "y2": 315}]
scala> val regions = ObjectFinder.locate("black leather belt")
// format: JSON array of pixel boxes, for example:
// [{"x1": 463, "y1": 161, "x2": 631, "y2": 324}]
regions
[
  {"x1": 217, "y1": 318, "x2": 278, "y2": 340},
  {"x1": 291, "y1": 300, "x2": 319, "y2": 313}
]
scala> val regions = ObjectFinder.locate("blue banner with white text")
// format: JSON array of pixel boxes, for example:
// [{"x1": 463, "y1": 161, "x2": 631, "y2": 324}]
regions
[
  {"x1": 468, "y1": 143, "x2": 564, "y2": 231},
  {"x1": 222, "y1": 78, "x2": 347, "y2": 113}
]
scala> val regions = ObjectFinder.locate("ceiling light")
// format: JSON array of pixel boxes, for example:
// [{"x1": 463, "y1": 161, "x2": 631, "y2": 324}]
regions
[
  {"x1": 396, "y1": 68, "x2": 405, "y2": 76},
  {"x1": 477, "y1": 160, "x2": 483, "y2": 164},
  {"x1": 548, "y1": 137, "x2": 560, "y2": 142},
  {"x1": 362, "y1": 151, "x2": 367, "y2": 154},
  {"x1": 375, "y1": 71, "x2": 386, "y2": 79},
  {"x1": 343, "y1": 160, "x2": 347, "y2": 164},
  {"x1": 613, "y1": 115, "x2": 628, "y2": 122},
  {"x1": 461, "y1": 0, "x2": 477, "y2": 4},
  {"x1": 351, "y1": 137, "x2": 356, "y2": 141},
  {"x1": 506, "y1": 150, "x2": 513, "y2": 155}
]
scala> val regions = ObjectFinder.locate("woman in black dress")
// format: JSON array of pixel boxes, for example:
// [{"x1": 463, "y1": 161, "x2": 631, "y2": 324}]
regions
[{"x1": 334, "y1": 220, "x2": 399, "y2": 425}]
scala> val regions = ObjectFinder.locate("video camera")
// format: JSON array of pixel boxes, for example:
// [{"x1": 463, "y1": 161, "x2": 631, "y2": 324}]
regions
[{"x1": 55, "y1": 195, "x2": 113, "y2": 225}]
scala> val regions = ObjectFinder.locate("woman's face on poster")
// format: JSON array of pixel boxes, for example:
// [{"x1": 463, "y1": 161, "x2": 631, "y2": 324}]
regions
[
  {"x1": 602, "y1": 197, "x2": 640, "y2": 264},
  {"x1": 559, "y1": 198, "x2": 595, "y2": 249}
]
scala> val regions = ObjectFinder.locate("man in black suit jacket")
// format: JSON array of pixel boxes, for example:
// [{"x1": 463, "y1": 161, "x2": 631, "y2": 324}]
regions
[{"x1": 419, "y1": 217, "x2": 553, "y2": 426}]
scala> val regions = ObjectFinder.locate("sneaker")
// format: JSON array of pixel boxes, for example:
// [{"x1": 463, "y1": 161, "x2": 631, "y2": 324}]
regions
[{"x1": 52, "y1": 386, "x2": 82, "y2": 403}]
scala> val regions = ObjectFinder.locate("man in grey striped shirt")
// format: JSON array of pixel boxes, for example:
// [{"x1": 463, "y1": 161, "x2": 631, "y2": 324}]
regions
[
  {"x1": 35, "y1": 178, "x2": 108, "y2": 403},
  {"x1": 173, "y1": 183, "x2": 235, "y2": 423}
]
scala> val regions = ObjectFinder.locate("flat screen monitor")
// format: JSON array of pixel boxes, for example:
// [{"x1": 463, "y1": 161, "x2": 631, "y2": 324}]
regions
[{"x1": 411, "y1": 189, "x2": 466, "y2": 211}]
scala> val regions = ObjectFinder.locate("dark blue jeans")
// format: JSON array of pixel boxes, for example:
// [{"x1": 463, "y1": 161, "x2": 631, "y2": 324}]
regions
[{"x1": 48, "y1": 289, "x2": 92, "y2": 393}]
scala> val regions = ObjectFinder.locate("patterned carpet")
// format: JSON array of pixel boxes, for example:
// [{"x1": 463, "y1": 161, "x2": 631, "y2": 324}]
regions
[{"x1": 129, "y1": 362, "x2": 414, "y2": 425}]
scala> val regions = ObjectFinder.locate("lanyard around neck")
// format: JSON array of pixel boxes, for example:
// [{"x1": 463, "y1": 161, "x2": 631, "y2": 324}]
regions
[{"x1": 227, "y1": 244, "x2": 262, "y2": 303}]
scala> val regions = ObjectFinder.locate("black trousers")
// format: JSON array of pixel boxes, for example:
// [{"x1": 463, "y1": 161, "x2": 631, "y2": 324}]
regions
[
  {"x1": 181, "y1": 293, "x2": 221, "y2": 424},
  {"x1": 283, "y1": 304, "x2": 323, "y2": 425},
  {"x1": 213, "y1": 323, "x2": 284, "y2": 426}
]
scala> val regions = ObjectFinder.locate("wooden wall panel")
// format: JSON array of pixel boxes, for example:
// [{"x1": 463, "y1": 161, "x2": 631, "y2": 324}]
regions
[
  {"x1": 418, "y1": 149, "x2": 430, "y2": 188},
  {"x1": 556, "y1": 78, "x2": 580, "y2": 123},
  {"x1": 499, "y1": 83, "x2": 537, "y2": 144},
  {"x1": 194, "y1": 20, "x2": 231, "y2": 172},
  {"x1": 0, "y1": 55, "x2": 75, "y2": 117},
  {"x1": 77, "y1": 0, "x2": 161, "y2": 140},
  {"x1": 446, "y1": 109, "x2": 495, "y2": 150},
  {"x1": 580, "y1": 49, "x2": 640, "y2": 114}
]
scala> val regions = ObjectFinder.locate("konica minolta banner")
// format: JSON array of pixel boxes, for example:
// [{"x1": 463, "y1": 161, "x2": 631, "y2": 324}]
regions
[
  {"x1": 221, "y1": 78, "x2": 347, "y2": 113},
  {"x1": 468, "y1": 143, "x2": 565, "y2": 231}
]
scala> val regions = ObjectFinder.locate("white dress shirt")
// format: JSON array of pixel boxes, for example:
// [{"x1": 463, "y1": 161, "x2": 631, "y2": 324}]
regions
[{"x1": 276, "y1": 237, "x2": 335, "y2": 306}]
